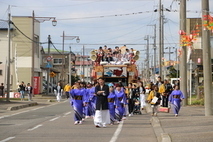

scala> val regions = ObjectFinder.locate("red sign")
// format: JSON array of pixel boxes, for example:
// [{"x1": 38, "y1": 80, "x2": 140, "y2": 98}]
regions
[
  {"x1": 46, "y1": 56, "x2": 52, "y2": 62},
  {"x1": 34, "y1": 77, "x2": 40, "y2": 95}
]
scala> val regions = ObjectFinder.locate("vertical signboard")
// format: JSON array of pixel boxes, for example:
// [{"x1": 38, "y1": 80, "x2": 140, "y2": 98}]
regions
[{"x1": 34, "y1": 76, "x2": 40, "y2": 95}]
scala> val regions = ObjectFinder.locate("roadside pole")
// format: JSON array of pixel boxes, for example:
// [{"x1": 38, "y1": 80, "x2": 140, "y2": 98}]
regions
[
  {"x1": 202, "y1": 0, "x2": 213, "y2": 116},
  {"x1": 179, "y1": 0, "x2": 188, "y2": 106}
]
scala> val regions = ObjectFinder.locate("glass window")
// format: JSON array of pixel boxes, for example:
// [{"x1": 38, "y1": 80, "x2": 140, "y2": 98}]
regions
[
  {"x1": 0, "y1": 70, "x2": 2, "y2": 75},
  {"x1": 53, "y1": 58, "x2": 63, "y2": 64}
]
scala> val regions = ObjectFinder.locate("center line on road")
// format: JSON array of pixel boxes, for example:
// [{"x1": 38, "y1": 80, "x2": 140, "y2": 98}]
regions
[
  {"x1": 64, "y1": 112, "x2": 71, "y2": 116},
  {"x1": 32, "y1": 106, "x2": 44, "y2": 111},
  {"x1": 49, "y1": 116, "x2": 61, "y2": 122},
  {"x1": 0, "y1": 137, "x2": 15, "y2": 142},
  {"x1": 28, "y1": 124, "x2": 43, "y2": 131},
  {"x1": 109, "y1": 121, "x2": 124, "y2": 142}
]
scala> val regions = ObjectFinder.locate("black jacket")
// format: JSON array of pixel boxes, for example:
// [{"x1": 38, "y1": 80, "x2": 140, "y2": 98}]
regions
[{"x1": 95, "y1": 84, "x2": 109, "y2": 110}]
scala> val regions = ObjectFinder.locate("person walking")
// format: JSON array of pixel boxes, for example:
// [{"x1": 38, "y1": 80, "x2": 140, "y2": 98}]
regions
[
  {"x1": 54, "y1": 82, "x2": 63, "y2": 102},
  {"x1": 25, "y1": 83, "x2": 33, "y2": 101},
  {"x1": 162, "y1": 79, "x2": 173, "y2": 107},
  {"x1": 70, "y1": 82, "x2": 87, "y2": 125},
  {"x1": 0, "y1": 83, "x2": 4, "y2": 97},
  {"x1": 19, "y1": 81, "x2": 26, "y2": 101},
  {"x1": 94, "y1": 77, "x2": 110, "y2": 128},
  {"x1": 169, "y1": 85, "x2": 184, "y2": 117},
  {"x1": 115, "y1": 84, "x2": 127, "y2": 121},
  {"x1": 108, "y1": 84, "x2": 117, "y2": 125},
  {"x1": 138, "y1": 81, "x2": 146, "y2": 111},
  {"x1": 147, "y1": 85, "x2": 161, "y2": 116},
  {"x1": 64, "y1": 83, "x2": 71, "y2": 99},
  {"x1": 127, "y1": 83, "x2": 135, "y2": 116}
]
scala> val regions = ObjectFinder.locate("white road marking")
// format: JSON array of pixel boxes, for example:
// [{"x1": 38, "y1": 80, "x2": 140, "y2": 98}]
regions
[
  {"x1": 27, "y1": 124, "x2": 43, "y2": 131},
  {"x1": 0, "y1": 115, "x2": 9, "y2": 119},
  {"x1": 64, "y1": 112, "x2": 71, "y2": 116},
  {"x1": 0, "y1": 137, "x2": 15, "y2": 142},
  {"x1": 0, "y1": 100, "x2": 68, "y2": 119},
  {"x1": 49, "y1": 116, "x2": 61, "y2": 122},
  {"x1": 32, "y1": 106, "x2": 44, "y2": 110},
  {"x1": 109, "y1": 121, "x2": 124, "y2": 142}
]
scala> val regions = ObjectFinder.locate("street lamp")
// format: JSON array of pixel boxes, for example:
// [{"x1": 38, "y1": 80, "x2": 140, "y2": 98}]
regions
[
  {"x1": 32, "y1": 11, "x2": 57, "y2": 96},
  {"x1": 76, "y1": 37, "x2": 80, "y2": 43},
  {"x1": 52, "y1": 19, "x2": 57, "y2": 26},
  {"x1": 68, "y1": 36, "x2": 80, "y2": 86}
]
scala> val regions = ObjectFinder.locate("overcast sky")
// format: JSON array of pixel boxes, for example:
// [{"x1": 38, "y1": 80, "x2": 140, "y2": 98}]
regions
[{"x1": 0, "y1": 0, "x2": 212, "y2": 64}]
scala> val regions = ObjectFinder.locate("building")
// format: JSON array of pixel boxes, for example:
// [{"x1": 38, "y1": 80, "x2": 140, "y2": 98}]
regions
[
  {"x1": 0, "y1": 16, "x2": 45, "y2": 94},
  {"x1": 75, "y1": 54, "x2": 93, "y2": 83}
]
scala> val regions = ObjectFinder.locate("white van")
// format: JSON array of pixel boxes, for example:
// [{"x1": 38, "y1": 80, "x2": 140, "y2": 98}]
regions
[{"x1": 170, "y1": 78, "x2": 180, "y2": 87}]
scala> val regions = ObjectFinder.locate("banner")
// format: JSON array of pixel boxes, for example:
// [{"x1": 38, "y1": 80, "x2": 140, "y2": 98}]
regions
[{"x1": 34, "y1": 77, "x2": 40, "y2": 95}]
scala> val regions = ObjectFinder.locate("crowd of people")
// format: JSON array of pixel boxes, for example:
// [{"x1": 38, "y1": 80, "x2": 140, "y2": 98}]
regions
[
  {"x1": 66, "y1": 76, "x2": 184, "y2": 128},
  {"x1": 93, "y1": 45, "x2": 138, "y2": 65},
  {"x1": 11, "y1": 75, "x2": 184, "y2": 128},
  {"x1": 66, "y1": 77, "x2": 146, "y2": 127}
]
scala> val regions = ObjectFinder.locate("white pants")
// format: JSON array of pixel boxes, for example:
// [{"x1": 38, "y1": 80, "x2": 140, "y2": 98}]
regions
[
  {"x1": 140, "y1": 94, "x2": 146, "y2": 108},
  {"x1": 94, "y1": 110, "x2": 110, "y2": 126},
  {"x1": 56, "y1": 93, "x2": 61, "y2": 102}
]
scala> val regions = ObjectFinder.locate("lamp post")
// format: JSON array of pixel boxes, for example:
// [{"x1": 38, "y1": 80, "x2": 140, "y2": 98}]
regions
[
  {"x1": 6, "y1": 7, "x2": 11, "y2": 102},
  {"x1": 32, "y1": 11, "x2": 56, "y2": 96},
  {"x1": 68, "y1": 37, "x2": 80, "y2": 86}
]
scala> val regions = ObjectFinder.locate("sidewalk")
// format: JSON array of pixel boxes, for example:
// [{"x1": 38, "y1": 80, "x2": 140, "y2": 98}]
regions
[
  {"x1": 0, "y1": 94, "x2": 57, "y2": 111},
  {"x1": 147, "y1": 104, "x2": 213, "y2": 142}
]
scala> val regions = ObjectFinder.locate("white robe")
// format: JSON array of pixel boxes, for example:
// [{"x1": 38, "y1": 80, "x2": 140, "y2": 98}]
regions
[{"x1": 94, "y1": 109, "x2": 110, "y2": 126}]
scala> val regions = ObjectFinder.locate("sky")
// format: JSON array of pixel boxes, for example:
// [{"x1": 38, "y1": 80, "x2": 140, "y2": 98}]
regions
[{"x1": 0, "y1": 0, "x2": 212, "y2": 67}]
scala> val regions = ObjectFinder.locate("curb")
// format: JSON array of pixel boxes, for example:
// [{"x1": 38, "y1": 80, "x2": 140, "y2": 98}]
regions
[
  {"x1": 7, "y1": 102, "x2": 38, "y2": 111},
  {"x1": 146, "y1": 104, "x2": 171, "y2": 142}
]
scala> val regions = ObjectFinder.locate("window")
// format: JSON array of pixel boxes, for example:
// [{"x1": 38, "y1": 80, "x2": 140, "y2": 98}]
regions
[
  {"x1": 0, "y1": 70, "x2": 2, "y2": 75},
  {"x1": 53, "y1": 58, "x2": 63, "y2": 65}
]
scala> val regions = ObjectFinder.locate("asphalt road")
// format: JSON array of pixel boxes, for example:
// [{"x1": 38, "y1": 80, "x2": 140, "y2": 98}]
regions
[{"x1": 0, "y1": 100, "x2": 157, "y2": 142}]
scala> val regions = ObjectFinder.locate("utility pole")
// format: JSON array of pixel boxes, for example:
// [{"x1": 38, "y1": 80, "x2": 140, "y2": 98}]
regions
[
  {"x1": 82, "y1": 45, "x2": 85, "y2": 81},
  {"x1": 159, "y1": 0, "x2": 162, "y2": 78},
  {"x1": 202, "y1": 0, "x2": 213, "y2": 116},
  {"x1": 31, "y1": 11, "x2": 35, "y2": 97},
  {"x1": 6, "y1": 5, "x2": 11, "y2": 102},
  {"x1": 179, "y1": 0, "x2": 188, "y2": 106},
  {"x1": 47, "y1": 35, "x2": 51, "y2": 95},
  {"x1": 153, "y1": 24, "x2": 157, "y2": 75},
  {"x1": 69, "y1": 46, "x2": 72, "y2": 86},
  {"x1": 144, "y1": 35, "x2": 150, "y2": 81},
  {"x1": 161, "y1": 4, "x2": 165, "y2": 69}
]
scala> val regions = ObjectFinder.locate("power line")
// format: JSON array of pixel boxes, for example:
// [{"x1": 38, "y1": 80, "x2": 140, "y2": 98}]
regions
[
  {"x1": 56, "y1": 10, "x2": 213, "y2": 20},
  {"x1": 50, "y1": 41, "x2": 63, "y2": 55},
  {"x1": 11, "y1": 22, "x2": 48, "y2": 44}
]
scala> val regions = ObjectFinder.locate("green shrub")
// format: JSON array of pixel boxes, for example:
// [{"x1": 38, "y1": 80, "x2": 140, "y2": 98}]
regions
[{"x1": 191, "y1": 98, "x2": 204, "y2": 106}]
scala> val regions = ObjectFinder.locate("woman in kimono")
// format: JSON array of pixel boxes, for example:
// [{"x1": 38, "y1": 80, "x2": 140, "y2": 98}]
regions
[
  {"x1": 80, "y1": 82, "x2": 87, "y2": 119},
  {"x1": 70, "y1": 82, "x2": 86, "y2": 125},
  {"x1": 115, "y1": 84, "x2": 127, "y2": 121},
  {"x1": 169, "y1": 85, "x2": 184, "y2": 117},
  {"x1": 108, "y1": 84, "x2": 117, "y2": 125},
  {"x1": 85, "y1": 84, "x2": 95, "y2": 118}
]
